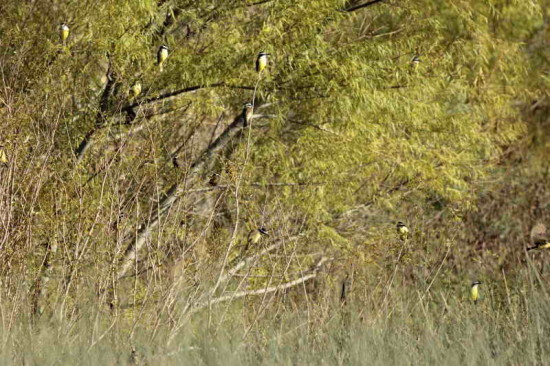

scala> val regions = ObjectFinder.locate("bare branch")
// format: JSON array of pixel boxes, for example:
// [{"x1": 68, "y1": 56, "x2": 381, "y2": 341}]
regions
[
  {"x1": 74, "y1": 129, "x2": 98, "y2": 163},
  {"x1": 248, "y1": 0, "x2": 273, "y2": 6},
  {"x1": 116, "y1": 108, "x2": 249, "y2": 280},
  {"x1": 186, "y1": 182, "x2": 325, "y2": 193},
  {"x1": 74, "y1": 59, "x2": 116, "y2": 162},
  {"x1": 122, "y1": 83, "x2": 255, "y2": 112},
  {"x1": 342, "y1": 0, "x2": 386, "y2": 12},
  {"x1": 220, "y1": 240, "x2": 289, "y2": 284},
  {"x1": 191, "y1": 256, "x2": 331, "y2": 313},
  {"x1": 76, "y1": 82, "x2": 253, "y2": 162}
]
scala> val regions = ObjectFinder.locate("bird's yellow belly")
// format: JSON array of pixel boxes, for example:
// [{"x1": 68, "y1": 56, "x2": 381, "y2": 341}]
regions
[
  {"x1": 471, "y1": 287, "x2": 479, "y2": 301},
  {"x1": 258, "y1": 58, "x2": 267, "y2": 71}
]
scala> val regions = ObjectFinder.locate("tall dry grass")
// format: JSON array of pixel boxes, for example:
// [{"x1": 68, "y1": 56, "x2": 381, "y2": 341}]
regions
[{"x1": 0, "y1": 258, "x2": 549, "y2": 365}]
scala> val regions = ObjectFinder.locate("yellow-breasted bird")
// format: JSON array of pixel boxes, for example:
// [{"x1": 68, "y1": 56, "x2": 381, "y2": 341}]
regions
[
  {"x1": 471, "y1": 281, "x2": 481, "y2": 304},
  {"x1": 129, "y1": 81, "x2": 142, "y2": 100},
  {"x1": 396, "y1": 221, "x2": 409, "y2": 241},
  {"x1": 59, "y1": 23, "x2": 70, "y2": 45},
  {"x1": 157, "y1": 45, "x2": 169, "y2": 72},
  {"x1": 410, "y1": 55, "x2": 421, "y2": 67},
  {"x1": 527, "y1": 223, "x2": 550, "y2": 251},
  {"x1": 245, "y1": 227, "x2": 269, "y2": 251},
  {"x1": 242, "y1": 102, "x2": 254, "y2": 126},
  {"x1": 0, "y1": 145, "x2": 8, "y2": 167},
  {"x1": 256, "y1": 52, "x2": 270, "y2": 73}
]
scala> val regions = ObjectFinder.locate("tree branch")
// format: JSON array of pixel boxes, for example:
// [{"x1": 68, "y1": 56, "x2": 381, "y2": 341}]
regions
[
  {"x1": 219, "y1": 240, "x2": 289, "y2": 285},
  {"x1": 76, "y1": 82, "x2": 253, "y2": 162},
  {"x1": 248, "y1": 0, "x2": 273, "y2": 6},
  {"x1": 122, "y1": 83, "x2": 255, "y2": 113},
  {"x1": 116, "y1": 108, "x2": 249, "y2": 280},
  {"x1": 186, "y1": 182, "x2": 325, "y2": 193},
  {"x1": 342, "y1": 0, "x2": 386, "y2": 12},
  {"x1": 75, "y1": 59, "x2": 115, "y2": 162},
  {"x1": 191, "y1": 256, "x2": 331, "y2": 312}
]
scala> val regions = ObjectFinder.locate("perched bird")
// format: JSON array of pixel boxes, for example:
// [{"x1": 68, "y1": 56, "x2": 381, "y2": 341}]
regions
[
  {"x1": 527, "y1": 223, "x2": 550, "y2": 251},
  {"x1": 0, "y1": 146, "x2": 8, "y2": 167},
  {"x1": 242, "y1": 102, "x2": 254, "y2": 126},
  {"x1": 157, "y1": 45, "x2": 169, "y2": 72},
  {"x1": 245, "y1": 227, "x2": 269, "y2": 251},
  {"x1": 471, "y1": 281, "x2": 481, "y2": 304},
  {"x1": 396, "y1": 221, "x2": 409, "y2": 241},
  {"x1": 256, "y1": 52, "x2": 270, "y2": 73},
  {"x1": 410, "y1": 55, "x2": 421, "y2": 67},
  {"x1": 129, "y1": 81, "x2": 142, "y2": 100},
  {"x1": 59, "y1": 23, "x2": 70, "y2": 45}
]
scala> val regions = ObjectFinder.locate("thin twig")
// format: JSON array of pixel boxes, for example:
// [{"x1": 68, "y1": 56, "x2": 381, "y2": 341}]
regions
[{"x1": 379, "y1": 242, "x2": 406, "y2": 315}]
